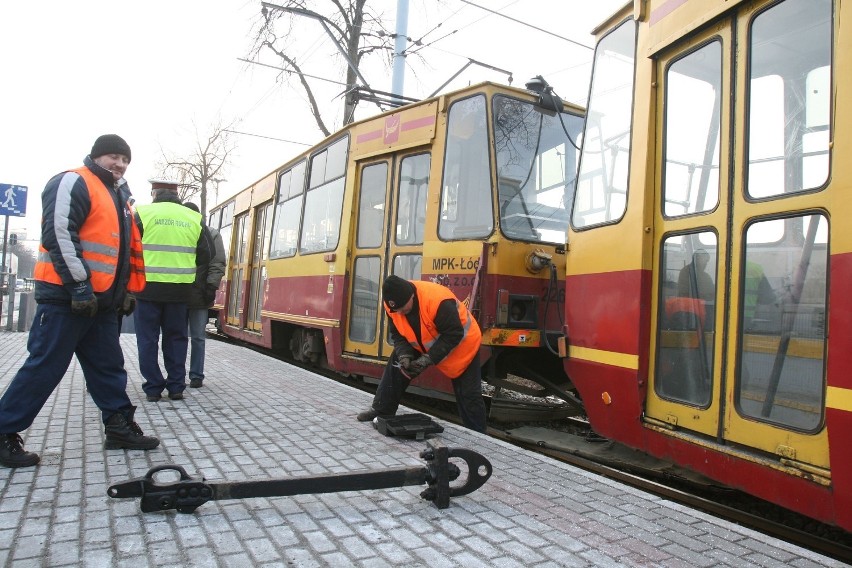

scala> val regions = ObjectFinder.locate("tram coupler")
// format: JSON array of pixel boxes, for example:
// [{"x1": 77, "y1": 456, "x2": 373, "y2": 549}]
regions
[{"x1": 107, "y1": 439, "x2": 492, "y2": 514}]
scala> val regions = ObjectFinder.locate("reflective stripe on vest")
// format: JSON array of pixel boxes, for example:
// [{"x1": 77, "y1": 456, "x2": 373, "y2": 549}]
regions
[
  {"x1": 386, "y1": 280, "x2": 482, "y2": 378},
  {"x1": 34, "y1": 167, "x2": 121, "y2": 291},
  {"x1": 137, "y1": 202, "x2": 201, "y2": 283}
]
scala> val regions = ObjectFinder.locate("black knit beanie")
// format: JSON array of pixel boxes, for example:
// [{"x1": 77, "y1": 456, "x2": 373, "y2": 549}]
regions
[
  {"x1": 382, "y1": 275, "x2": 415, "y2": 311},
  {"x1": 90, "y1": 134, "x2": 131, "y2": 161}
]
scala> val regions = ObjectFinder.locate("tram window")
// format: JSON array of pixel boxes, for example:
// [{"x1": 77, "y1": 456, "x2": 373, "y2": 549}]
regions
[
  {"x1": 357, "y1": 163, "x2": 388, "y2": 249},
  {"x1": 746, "y1": 0, "x2": 831, "y2": 199},
  {"x1": 309, "y1": 137, "x2": 348, "y2": 189},
  {"x1": 573, "y1": 19, "x2": 635, "y2": 229},
  {"x1": 310, "y1": 152, "x2": 327, "y2": 188},
  {"x1": 655, "y1": 232, "x2": 717, "y2": 407},
  {"x1": 736, "y1": 214, "x2": 827, "y2": 432},
  {"x1": 270, "y1": 161, "x2": 305, "y2": 258},
  {"x1": 392, "y1": 254, "x2": 422, "y2": 281},
  {"x1": 301, "y1": 137, "x2": 348, "y2": 254},
  {"x1": 220, "y1": 202, "x2": 234, "y2": 229},
  {"x1": 439, "y1": 95, "x2": 493, "y2": 240},
  {"x1": 494, "y1": 96, "x2": 582, "y2": 244},
  {"x1": 349, "y1": 256, "x2": 381, "y2": 344},
  {"x1": 396, "y1": 154, "x2": 430, "y2": 246},
  {"x1": 300, "y1": 178, "x2": 345, "y2": 254},
  {"x1": 219, "y1": 202, "x2": 234, "y2": 263},
  {"x1": 234, "y1": 213, "x2": 248, "y2": 265},
  {"x1": 663, "y1": 41, "x2": 721, "y2": 218}
]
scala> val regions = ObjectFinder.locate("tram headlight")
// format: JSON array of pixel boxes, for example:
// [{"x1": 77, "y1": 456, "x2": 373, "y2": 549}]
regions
[
  {"x1": 525, "y1": 75, "x2": 563, "y2": 114},
  {"x1": 525, "y1": 249, "x2": 552, "y2": 274}
]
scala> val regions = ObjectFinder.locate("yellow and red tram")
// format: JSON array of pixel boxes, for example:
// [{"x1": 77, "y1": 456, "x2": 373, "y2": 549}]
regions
[
  {"x1": 209, "y1": 81, "x2": 584, "y2": 401},
  {"x1": 563, "y1": 0, "x2": 851, "y2": 530}
]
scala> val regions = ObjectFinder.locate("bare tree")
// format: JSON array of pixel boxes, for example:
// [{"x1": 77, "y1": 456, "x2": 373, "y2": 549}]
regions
[
  {"x1": 253, "y1": 1, "x2": 397, "y2": 136},
  {"x1": 156, "y1": 121, "x2": 235, "y2": 218}
]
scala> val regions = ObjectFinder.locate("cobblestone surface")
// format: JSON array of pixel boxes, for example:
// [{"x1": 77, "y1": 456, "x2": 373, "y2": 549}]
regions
[{"x1": 0, "y1": 331, "x2": 844, "y2": 567}]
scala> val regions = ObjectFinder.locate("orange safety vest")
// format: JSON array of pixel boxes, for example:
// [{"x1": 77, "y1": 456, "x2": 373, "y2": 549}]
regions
[
  {"x1": 35, "y1": 167, "x2": 145, "y2": 293},
  {"x1": 386, "y1": 280, "x2": 481, "y2": 378},
  {"x1": 128, "y1": 211, "x2": 146, "y2": 293}
]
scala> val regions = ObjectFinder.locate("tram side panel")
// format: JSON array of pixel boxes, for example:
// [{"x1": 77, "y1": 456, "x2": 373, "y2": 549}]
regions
[{"x1": 561, "y1": 0, "x2": 850, "y2": 531}]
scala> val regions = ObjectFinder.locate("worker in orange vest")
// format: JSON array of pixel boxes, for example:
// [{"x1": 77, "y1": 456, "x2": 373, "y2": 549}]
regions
[
  {"x1": 0, "y1": 134, "x2": 158, "y2": 469},
  {"x1": 357, "y1": 275, "x2": 487, "y2": 433}
]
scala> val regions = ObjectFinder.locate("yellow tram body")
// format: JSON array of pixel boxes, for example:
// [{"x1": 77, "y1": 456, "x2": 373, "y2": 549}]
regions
[
  {"x1": 209, "y1": 81, "x2": 585, "y2": 399},
  {"x1": 563, "y1": 0, "x2": 852, "y2": 529}
]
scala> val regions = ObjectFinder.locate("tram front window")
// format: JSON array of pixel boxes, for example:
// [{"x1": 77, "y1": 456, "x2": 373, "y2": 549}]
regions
[
  {"x1": 572, "y1": 19, "x2": 636, "y2": 229},
  {"x1": 494, "y1": 96, "x2": 583, "y2": 244},
  {"x1": 439, "y1": 95, "x2": 493, "y2": 240}
]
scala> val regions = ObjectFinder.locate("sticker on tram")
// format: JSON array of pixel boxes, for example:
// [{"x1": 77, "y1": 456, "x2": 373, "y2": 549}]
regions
[{"x1": 431, "y1": 257, "x2": 479, "y2": 271}]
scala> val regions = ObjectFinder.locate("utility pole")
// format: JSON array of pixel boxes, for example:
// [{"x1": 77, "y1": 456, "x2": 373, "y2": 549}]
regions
[{"x1": 391, "y1": 0, "x2": 409, "y2": 102}]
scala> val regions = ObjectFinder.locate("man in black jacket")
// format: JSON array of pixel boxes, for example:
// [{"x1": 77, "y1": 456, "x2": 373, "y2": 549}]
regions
[
  {"x1": 183, "y1": 201, "x2": 226, "y2": 388},
  {"x1": 0, "y1": 134, "x2": 159, "y2": 469}
]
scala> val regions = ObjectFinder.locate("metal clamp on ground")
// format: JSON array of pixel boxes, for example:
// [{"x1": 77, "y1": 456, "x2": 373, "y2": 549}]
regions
[{"x1": 108, "y1": 439, "x2": 492, "y2": 513}]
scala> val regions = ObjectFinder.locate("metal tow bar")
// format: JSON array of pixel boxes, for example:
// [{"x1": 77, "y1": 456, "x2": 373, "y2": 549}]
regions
[{"x1": 108, "y1": 439, "x2": 491, "y2": 513}]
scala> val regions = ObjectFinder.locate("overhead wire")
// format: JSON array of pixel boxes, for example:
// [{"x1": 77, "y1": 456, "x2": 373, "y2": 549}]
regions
[
  {"x1": 457, "y1": 0, "x2": 593, "y2": 51},
  {"x1": 403, "y1": 0, "x2": 521, "y2": 57}
]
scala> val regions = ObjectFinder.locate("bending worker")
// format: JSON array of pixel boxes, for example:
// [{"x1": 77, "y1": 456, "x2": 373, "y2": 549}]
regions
[{"x1": 356, "y1": 275, "x2": 487, "y2": 433}]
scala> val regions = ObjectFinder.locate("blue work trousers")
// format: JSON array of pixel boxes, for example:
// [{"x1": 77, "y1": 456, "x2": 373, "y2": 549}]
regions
[
  {"x1": 0, "y1": 304, "x2": 132, "y2": 433},
  {"x1": 371, "y1": 351, "x2": 488, "y2": 433},
  {"x1": 134, "y1": 299, "x2": 188, "y2": 396},
  {"x1": 186, "y1": 307, "x2": 209, "y2": 381}
]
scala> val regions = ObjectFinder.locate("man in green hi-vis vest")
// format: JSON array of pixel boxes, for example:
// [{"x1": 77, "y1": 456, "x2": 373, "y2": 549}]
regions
[{"x1": 133, "y1": 180, "x2": 210, "y2": 402}]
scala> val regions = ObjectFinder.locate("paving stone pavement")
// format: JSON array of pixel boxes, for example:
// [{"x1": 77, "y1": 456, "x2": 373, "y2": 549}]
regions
[{"x1": 0, "y1": 331, "x2": 845, "y2": 567}]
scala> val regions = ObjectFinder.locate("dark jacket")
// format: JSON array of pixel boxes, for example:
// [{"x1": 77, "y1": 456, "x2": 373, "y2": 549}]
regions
[
  {"x1": 134, "y1": 192, "x2": 211, "y2": 303},
  {"x1": 34, "y1": 156, "x2": 133, "y2": 311},
  {"x1": 187, "y1": 225, "x2": 226, "y2": 309}
]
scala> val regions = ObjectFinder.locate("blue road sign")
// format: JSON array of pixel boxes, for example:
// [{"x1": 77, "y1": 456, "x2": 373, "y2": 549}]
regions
[{"x1": 0, "y1": 184, "x2": 27, "y2": 217}]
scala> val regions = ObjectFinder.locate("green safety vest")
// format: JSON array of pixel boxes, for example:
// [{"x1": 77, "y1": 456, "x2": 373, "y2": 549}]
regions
[{"x1": 137, "y1": 202, "x2": 202, "y2": 284}]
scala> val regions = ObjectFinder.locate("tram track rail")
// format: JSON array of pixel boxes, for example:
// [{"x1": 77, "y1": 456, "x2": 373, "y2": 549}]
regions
[{"x1": 209, "y1": 331, "x2": 852, "y2": 563}]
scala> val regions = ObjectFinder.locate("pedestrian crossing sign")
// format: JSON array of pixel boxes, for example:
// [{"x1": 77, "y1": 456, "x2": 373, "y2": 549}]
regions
[{"x1": 0, "y1": 184, "x2": 27, "y2": 217}]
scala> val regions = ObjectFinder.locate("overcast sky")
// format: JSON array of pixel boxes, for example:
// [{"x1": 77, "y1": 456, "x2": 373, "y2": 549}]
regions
[{"x1": 0, "y1": 0, "x2": 624, "y2": 249}]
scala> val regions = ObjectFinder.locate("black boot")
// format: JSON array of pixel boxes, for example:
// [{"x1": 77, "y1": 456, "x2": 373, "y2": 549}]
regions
[
  {"x1": 0, "y1": 433, "x2": 40, "y2": 468},
  {"x1": 104, "y1": 407, "x2": 160, "y2": 450}
]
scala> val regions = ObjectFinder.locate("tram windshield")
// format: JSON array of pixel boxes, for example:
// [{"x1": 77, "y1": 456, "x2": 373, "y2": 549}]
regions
[
  {"x1": 572, "y1": 19, "x2": 636, "y2": 229},
  {"x1": 494, "y1": 96, "x2": 583, "y2": 244}
]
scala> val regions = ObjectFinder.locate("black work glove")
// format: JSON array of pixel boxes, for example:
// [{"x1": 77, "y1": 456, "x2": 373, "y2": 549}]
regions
[
  {"x1": 406, "y1": 354, "x2": 433, "y2": 378},
  {"x1": 118, "y1": 294, "x2": 136, "y2": 316},
  {"x1": 68, "y1": 281, "x2": 98, "y2": 317},
  {"x1": 203, "y1": 284, "x2": 218, "y2": 306}
]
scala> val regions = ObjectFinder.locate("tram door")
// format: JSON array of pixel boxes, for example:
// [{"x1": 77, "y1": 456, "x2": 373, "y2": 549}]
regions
[
  {"x1": 344, "y1": 151, "x2": 430, "y2": 359},
  {"x1": 226, "y1": 202, "x2": 272, "y2": 331},
  {"x1": 245, "y1": 201, "x2": 272, "y2": 332},
  {"x1": 646, "y1": 0, "x2": 830, "y2": 469},
  {"x1": 226, "y1": 212, "x2": 249, "y2": 327}
]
